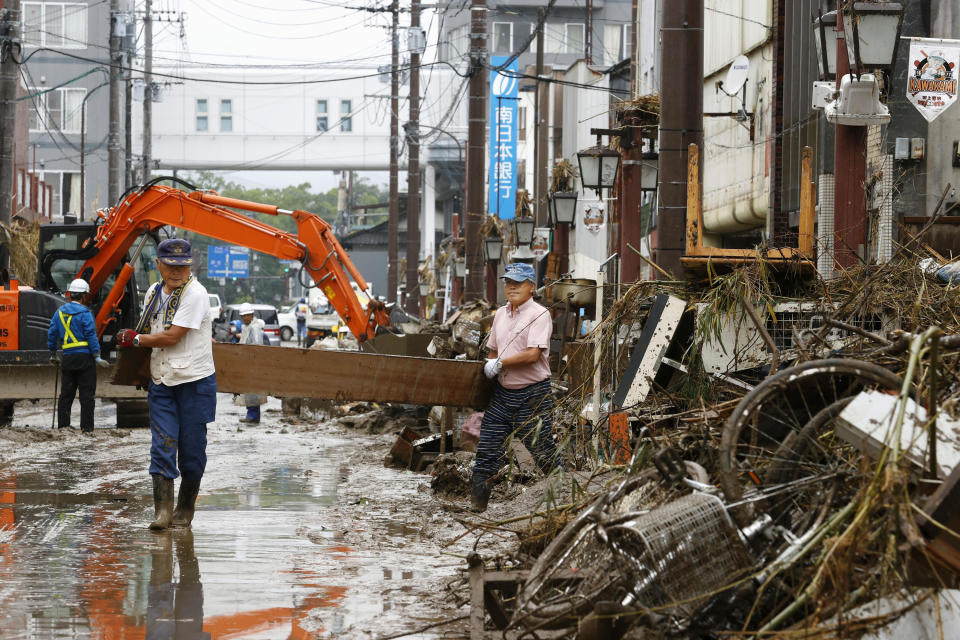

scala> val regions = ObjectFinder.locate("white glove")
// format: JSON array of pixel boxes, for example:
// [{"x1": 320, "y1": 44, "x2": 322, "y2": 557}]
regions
[{"x1": 483, "y1": 358, "x2": 502, "y2": 379}]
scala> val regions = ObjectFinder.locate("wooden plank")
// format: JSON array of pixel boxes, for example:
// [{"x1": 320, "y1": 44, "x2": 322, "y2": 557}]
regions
[
  {"x1": 468, "y1": 554, "x2": 486, "y2": 640},
  {"x1": 112, "y1": 343, "x2": 492, "y2": 408},
  {"x1": 685, "y1": 143, "x2": 702, "y2": 254},
  {"x1": 798, "y1": 146, "x2": 815, "y2": 257}
]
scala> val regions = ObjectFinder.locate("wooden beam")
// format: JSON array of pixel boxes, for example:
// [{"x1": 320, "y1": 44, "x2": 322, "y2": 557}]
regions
[
  {"x1": 685, "y1": 143, "x2": 702, "y2": 255},
  {"x1": 798, "y1": 146, "x2": 815, "y2": 257},
  {"x1": 112, "y1": 343, "x2": 493, "y2": 408}
]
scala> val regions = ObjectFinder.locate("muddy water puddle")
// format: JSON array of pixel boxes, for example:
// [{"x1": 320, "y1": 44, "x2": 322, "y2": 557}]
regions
[{"x1": 0, "y1": 400, "x2": 465, "y2": 639}]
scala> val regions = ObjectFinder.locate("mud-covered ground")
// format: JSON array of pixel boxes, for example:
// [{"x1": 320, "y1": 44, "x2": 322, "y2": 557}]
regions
[{"x1": 0, "y1": 393, "x2": 562, "y2": 639}]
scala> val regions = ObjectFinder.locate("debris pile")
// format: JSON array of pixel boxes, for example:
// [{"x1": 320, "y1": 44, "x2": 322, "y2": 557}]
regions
[{"x1": 450, "y1": 248, "x2": 960, "y2": 638}]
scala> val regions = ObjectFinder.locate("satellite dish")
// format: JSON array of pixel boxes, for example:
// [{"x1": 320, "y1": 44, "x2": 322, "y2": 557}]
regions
[{"x1": 724, "y1": 55, "x2": 750, "y2": 95}]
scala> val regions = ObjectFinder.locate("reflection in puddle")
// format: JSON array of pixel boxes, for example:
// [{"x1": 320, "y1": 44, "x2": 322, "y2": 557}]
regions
[{"x1": 0, "y1": 439, "x2": 358, "y2": 639}]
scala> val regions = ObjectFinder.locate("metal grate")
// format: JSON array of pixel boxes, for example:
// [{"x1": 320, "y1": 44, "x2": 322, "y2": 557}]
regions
[
  {"x1": 763, "y1": 303, "x2": 888, "y2": 352},
  {"x1": 607, "y1": 492, "x2": 751, "y2": 615}
]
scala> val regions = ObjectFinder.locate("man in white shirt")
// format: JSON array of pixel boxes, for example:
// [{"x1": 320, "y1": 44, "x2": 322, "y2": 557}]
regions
[{"x1": 116, "y1": 238, "x2": 217, "y2": 531}]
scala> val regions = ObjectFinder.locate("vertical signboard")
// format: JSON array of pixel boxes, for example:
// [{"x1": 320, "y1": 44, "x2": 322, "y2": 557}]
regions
[
  {"x1": 488, "y1": 55, "x2": 519, "y2": 220},
  {"x1": 906, "y1": 38, "x2": 959, "y2": 122}
]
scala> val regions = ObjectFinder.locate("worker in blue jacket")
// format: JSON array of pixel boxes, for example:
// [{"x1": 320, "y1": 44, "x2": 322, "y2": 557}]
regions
[{"x1": 47, "y1": 278, "x2": 109, "y2": 432}]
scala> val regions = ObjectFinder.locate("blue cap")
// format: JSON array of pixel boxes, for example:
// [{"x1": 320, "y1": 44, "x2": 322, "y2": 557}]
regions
[
  {"x1": 157, "y1": 238, "x2": 194, "y2": 266},
  {"x1": 500, "y1": 262, "x2": 536, "y2": 283}
]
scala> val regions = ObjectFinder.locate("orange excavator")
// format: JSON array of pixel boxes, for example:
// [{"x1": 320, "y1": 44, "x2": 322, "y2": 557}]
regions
[{"x1": 0, "y1": 177, "x2": 391, "y2": 361}]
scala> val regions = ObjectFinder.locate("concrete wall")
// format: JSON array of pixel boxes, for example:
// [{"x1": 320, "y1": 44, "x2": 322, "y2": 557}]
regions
[
  {"x1": 22, "y1": 0, "x2": 114, "y2": 218},
  {"x1": 927, "y1": 2, "x2": 960, "y2": 212},
  {"x1": 561, "y1": 61, "x2": 611, "y2": 278}
]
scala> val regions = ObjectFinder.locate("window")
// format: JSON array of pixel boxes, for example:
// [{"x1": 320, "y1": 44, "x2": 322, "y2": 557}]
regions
[
  {"x1": 36, "y1": 171, "x2": 80, "y2": 218},
  {"x1": 565, "y1": 23, "x2": 585, "y2": 56},
  {"x1": 316, "y1": 100, "x2": 328, "y2": 132},
  {"x1": 196, "y1": 99, "x2": 208, "y2": 132},
  {"x1": 27, "y1": 86, "x2": 85, "y2": 133},
  {"x1": 220, "y1": 99, "x2": 233, "y2": 132},
  {"x1": 445, "y1": 25, "x2": 469, "y2": 61},
  {"x1": 340, "y1": 99, "x2": 352, "y2": 132},
  {"x1": 22, "y1": 2, "x2": 87, "y2": 48},
  {"x1": 539, "y1": 23, "x2": 585, "y2": 55},
  {"x1": 492, "y1": 22, "x2": 513, "y2": 55},
  {"x1": 603, "y1": 24, "x2": 631, "y2": 66}
]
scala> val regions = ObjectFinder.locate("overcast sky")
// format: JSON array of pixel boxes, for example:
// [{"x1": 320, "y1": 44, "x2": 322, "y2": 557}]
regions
[{"x1": 151, "y1": 0, "x2": 409, "y2": 192}]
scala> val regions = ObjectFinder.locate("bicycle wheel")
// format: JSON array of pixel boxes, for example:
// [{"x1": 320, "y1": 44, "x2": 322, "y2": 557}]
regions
[{"x1": 718, "y1": 359, "x2": 902, "y2": 529}]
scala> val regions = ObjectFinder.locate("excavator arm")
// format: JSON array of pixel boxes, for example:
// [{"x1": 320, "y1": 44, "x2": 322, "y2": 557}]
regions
[{"x1": 78, "y1": 184, "x2": 390, "y2": 342}]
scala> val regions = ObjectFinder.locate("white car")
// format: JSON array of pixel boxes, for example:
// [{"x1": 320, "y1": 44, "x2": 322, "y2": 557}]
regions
[
  {"x1": 277, "y1": 303, "x2": 298, "y2": 342},
  {"x1": 208, "y1": 293, "x2": 222, "y2": 323}
]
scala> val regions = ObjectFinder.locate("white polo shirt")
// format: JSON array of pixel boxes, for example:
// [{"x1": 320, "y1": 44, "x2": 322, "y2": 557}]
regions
[{"x1": 145, "y1": 279, "x2": 215, "y2": 386}]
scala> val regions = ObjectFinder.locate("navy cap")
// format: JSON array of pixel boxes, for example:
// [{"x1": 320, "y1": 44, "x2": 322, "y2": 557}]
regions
[
  {"x1": 157, "y1": 238, "x2": 194, "y2": 266},
  {"x1": 500, "y1": 262, "x2": 536, "y2": 283}
]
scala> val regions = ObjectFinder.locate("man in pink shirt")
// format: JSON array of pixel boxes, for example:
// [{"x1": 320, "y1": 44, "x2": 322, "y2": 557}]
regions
[{"x1": 471, "y1": 262, "x2": 562, "y2": 512}]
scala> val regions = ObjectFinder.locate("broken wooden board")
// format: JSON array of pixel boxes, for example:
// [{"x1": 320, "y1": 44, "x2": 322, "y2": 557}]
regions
[{"x1": 112, "y1": 343, "x2": 493, "y2": 408}]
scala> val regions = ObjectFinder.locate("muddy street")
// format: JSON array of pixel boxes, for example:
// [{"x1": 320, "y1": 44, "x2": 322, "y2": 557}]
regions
[{"x1": 0, "y1": 395, "x2": 480, "y2": 639}]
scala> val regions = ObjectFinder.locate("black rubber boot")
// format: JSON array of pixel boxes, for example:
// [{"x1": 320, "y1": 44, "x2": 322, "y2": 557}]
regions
[
  {"x1": 470, "y1": 475, "x2": 491, "y2": 513},
  {"x1": 171, "y1": 477, "x2": 201, "y2": 528},
  {"x1": 149, "y1": 474, "x2": 174, "y2": 531}
]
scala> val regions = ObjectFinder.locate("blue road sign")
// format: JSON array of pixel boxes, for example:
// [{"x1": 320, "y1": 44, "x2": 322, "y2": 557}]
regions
[{"x1": 207, "y1": 245, "x2": 249, "y2": 278}]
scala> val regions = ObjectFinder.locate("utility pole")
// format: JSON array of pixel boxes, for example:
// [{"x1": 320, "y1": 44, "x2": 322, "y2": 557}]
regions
[
  {"x1": 141, "y1": 0, "x2": 153, "y2": 182},
  {"x1": 124, "y1": 68, "x2": 132, "y2": 188},
  {"x1": 833, "y1": 9, "x2": 866, "y2": 269},
  {"x1": 464, "y1": 0, "x2": 487, "y2": 301},
  {"x1": 108, "y1": 0, "x2": 124, "y2": 206},
  {"x1": 655, "y1": 0, "x2": 702, "y2": 278},
  {"x1": 534, "y1": 8, "x2": 548, "y2": 227},
  {"x1": 0, "y1": 0, "x2": 19, "y2": 270},
  {"x1": 387, "y1": 0, "x2": 399, "y2": 304},
  {"x1": 585, "y1": 0, "x2": 593, "y2": 65},
  {"x1": 404, "y1": 0, "x2": 421, "y2": 315}
]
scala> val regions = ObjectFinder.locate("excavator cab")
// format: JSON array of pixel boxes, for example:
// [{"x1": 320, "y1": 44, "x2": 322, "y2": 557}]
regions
[{"x1": 2, "y1": 222, "x2": 159, "y2": 361}]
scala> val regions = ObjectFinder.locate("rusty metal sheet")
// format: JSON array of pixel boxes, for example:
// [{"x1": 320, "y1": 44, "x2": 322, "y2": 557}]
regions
[
  {"x1": 112, "y1": 344, "x2": 493, "y2": 408},
  {"x1": 0, "y1": 363, "x2": 146, "y2": 400}
]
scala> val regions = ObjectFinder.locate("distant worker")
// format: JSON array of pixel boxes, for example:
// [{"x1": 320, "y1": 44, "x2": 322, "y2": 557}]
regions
[
  {"x1": 471, "y1": 263, "x2": 563, "y2": 512},
  {"x1": 115, "y1": 238, "x2": 216, "y2": 531},
  {"x1": 46, "y1": 278, "x2": 110, "y2": 433},
  {"x1": 295, "y1": 297, "x2": 310, "y2": 346},
  {"x1": 238, "y1": 302, "x2": 267, "y2": 424}
]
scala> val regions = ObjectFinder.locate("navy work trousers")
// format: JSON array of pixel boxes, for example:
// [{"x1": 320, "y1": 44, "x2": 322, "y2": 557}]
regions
[
  {"x1": 58, "y1": 353, "x2": 96, "y2": 431},
  {"x1": 473, "y1": 379, "x2": 560, "y2": 480},
  {"x1": 148, "y1": 373, "x2": 217, "y2": 482}
]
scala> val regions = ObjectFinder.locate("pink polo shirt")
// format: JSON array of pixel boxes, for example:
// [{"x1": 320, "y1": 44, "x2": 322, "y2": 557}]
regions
[{"x1": 487, "y1": 297, "x2": 553, "y2": 389}]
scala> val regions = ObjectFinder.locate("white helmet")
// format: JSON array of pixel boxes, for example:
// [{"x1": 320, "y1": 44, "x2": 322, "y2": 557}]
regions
[
  {"x1": 67, "y1": 279, "x2": 90, "y2": 294},
  {"x1": 238, "y1": 302, "x2": 255, "y2": 316}
]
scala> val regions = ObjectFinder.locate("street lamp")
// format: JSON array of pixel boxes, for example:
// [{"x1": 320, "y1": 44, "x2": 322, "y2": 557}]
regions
[
  {"x1": 512, "y1": 215, "x2": 535, "y2": 245},
  {"x1": 483, "y1": 233, "x2": 504, "y2": 263},
  {"x1": 419, "y1": 280, "x2": 431, "y2": 296},
  {"x1": 549, "y1": 191, "x2": 578, "y2": 226},
  {"x1": 813, "y1": 10, "x2": 838, "y2": 79},
  {"x1": 841, "y1": 2, "x2": 904, "y2": 75},
  {"x1": 577, "y1": 137, "x2": 621, "y2": 196},
  {"x1": 454, "y1": 257, "x2": 466, "y2": 278}
]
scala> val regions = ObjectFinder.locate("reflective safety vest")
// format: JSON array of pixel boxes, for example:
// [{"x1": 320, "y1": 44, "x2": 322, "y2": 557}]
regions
[{"x1": 58, "y1": 310, "x2": 89, "y2": 350}]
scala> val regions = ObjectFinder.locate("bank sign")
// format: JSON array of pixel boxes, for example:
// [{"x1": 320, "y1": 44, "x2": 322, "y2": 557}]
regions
[
  {"x1": 488, "y1": 55, "x2": 519, "y2": 220},
  {"x1": 906, "y1": 37, "x2": 960, "y2": 122}
]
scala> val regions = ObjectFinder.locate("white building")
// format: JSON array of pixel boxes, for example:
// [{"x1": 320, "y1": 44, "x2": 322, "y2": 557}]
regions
[{"x1": 141, "y1": 67, "x2": 395, "y2": 172}]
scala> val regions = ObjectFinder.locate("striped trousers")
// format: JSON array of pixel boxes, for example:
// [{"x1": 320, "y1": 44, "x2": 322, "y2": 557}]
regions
[{"x1": 473, "y1": 379, "x2": 560, "y2": 480}]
